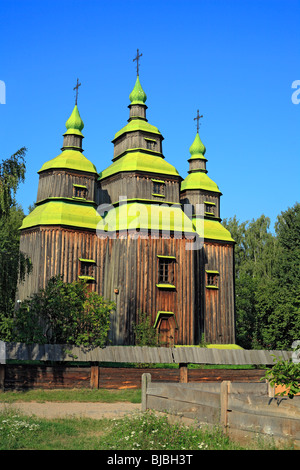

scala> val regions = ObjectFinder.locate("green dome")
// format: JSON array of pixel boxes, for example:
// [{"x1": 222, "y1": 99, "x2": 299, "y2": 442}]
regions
[
  {"x1": 38, "y1": 149, "x2": 98, "y2": 174},
  {"x1": 64, "y1": 105, "x2": 84, "y2": 137},
  {"x1": 129, "y1": 76, "x2": 147, "y2": 105},
  {"x1": 181, "y1": 172, "x2": 221, "y2": 193},
  {"x1": 189, "y1": 132, "x2": 206, "y2": 159},
  {"x1": 99, "y1": 151, "x2": 179, "y2": 180}
]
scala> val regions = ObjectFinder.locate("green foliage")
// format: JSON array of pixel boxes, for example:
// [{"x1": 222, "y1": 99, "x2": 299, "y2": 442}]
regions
[
  {"x1": 0, "y1": 148, "x2": 31, "y2": 336},
  {"x1": 264, "y1": 355, "x2": 300, "y2": 399},
  {"x1": 133, "y1": 310, "x2": 158, "y2": 346},
  {"x1": 12, "y1": 276, "x2": 115, "y2": 347},
  {"x1": 0, "y1": 148, "x2": 26, "y2": 218},
  {"x1": 223, "y1": 203, "x2": 300, "y2": 350}
]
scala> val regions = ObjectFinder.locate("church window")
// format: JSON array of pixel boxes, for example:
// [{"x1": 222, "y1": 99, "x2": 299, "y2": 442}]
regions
[
  {"x1": 206, "y1": 270, "x2": 219, "y2": 289},
  {"x1": 79, "y1": 258, "x2": 95, "y2": 280},
  {"x1": 204, "y1": 201, "x2": 216, "y2": 216},
  {"x1": 156, "y1": 255, "x2": 176, "y2": 288},
  {"x1": 152, "y1": 179, "x2": 165, "y2": 197},
  {"x1": 73, "y1": 184, "x2": 87, "y2": 199},
  {"x1": 145, "y1": 138, "x2": 156, "y2": 150}
]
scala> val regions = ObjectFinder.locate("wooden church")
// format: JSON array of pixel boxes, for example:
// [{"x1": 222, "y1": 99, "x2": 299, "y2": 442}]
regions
[{"x1": 17, "y1": 55, "x2": 236, "y2": 346}]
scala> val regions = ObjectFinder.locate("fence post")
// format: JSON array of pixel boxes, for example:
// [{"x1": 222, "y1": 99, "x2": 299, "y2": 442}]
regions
[
  {"x1": 179, "y1": 363, "x2": 188, "y2": 383},
  {"x1": 90, "y1": 362, "x2": 100, "y2": 389},
  {"x1": 220, "y1": 380, "x2": 231, "y2": 432},
  {"x1": 0, "y1": 341, "x2": 6, "y2": 391},
  {"x1": 141, "y1": 373, "x2": 151, "y2": 412}
]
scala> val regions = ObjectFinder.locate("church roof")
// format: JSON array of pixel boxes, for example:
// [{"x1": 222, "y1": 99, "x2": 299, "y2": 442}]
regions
[
  {"x1": 97, "y1": 202, "x2": 195, "y2": 234},
  {"x1": 38, "y1": 149, "x2": 98, "y2": 174},
  {"x1": 20, "y1": 200, "x2": 101, "y2": 231},
  {"x1": 181, "y1": 171, "x2": 221, "y2": 193},
  {"x1": 99, "y1": 151, "x2": 180, "y2": 180},
  {"x1": 193, "y1": 217, "x2": 235, "y2": 242}
]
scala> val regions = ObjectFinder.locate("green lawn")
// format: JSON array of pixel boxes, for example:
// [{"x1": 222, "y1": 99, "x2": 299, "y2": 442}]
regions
[
  {"x1": 0, "y1": 388, "x2": 141, "y2": 403},
  {"x1": 0, "y1": 408, "x2": 282, "y2": 451}
]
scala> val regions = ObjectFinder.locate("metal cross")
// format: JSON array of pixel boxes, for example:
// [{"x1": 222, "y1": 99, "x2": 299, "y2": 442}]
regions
[
  {"x1": 73, "y1": 78, "x2": 81, "y2": 106},
  {"x1": 194, "y1": 109, "x2": 203, "y2": 133},
  {"x1": 133, "y1": 49, "x2": 143, "y2": 76}
]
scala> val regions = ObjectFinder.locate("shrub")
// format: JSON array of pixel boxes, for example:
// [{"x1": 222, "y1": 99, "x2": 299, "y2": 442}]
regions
[{"x1": 12, "y1": 276, "x2": 115, "y2": 347}]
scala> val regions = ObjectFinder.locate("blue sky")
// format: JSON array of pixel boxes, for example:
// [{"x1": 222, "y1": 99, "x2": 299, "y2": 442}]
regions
[{"x1": 1, "y1": 0, "x2": 299, "y2": 232}]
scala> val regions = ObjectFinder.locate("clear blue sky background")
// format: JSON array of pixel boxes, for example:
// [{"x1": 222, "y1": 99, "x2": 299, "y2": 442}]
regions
[{"x1": 1, "y1": 0, "x2": 299, "y2": 232}]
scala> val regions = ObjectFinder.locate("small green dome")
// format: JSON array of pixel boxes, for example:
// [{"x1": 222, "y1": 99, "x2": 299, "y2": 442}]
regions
[
  {"x1": 64, "y1": 105, "x2": 84, "y2": 137},
  {"x1": 189, "y1": 132, "x2": 206, "y2": 158},
  {"x1": 129, "y1": 76, "x2": 147, "y2": 105}
]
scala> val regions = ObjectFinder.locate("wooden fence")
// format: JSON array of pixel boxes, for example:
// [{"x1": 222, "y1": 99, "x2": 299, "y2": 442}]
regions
[
  {"x1": 141, "y1": 374, "x2": 300, "y2": 449},
  {"x1": 0, "y1": 341, "x2": 292, "y2": 391}
]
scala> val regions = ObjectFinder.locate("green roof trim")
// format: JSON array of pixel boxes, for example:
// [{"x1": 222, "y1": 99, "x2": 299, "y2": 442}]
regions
[
  {"x1": 99, "y1": 152, "x2": 180, "y2": 180},
  {"x1": 20, "y1": 200, "x2": 102, "y2": 231},
  {"x1": 192, "y1": 218, "x2": 235, "y2": 242},
  {"x1": 98, "y1": 202, "x2": 196, "y2": 234},
  {"x1": 38, "y1": 149, "x2": 98, "y2": 175},
  {"x1": 181, "y1": 172, "x2": 221, "y2": 193}
]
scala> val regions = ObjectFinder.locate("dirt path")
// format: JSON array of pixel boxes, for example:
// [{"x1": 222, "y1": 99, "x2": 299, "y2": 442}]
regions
[{"x1": 0, "y1": 401, "x2": 141, "y2": 420}]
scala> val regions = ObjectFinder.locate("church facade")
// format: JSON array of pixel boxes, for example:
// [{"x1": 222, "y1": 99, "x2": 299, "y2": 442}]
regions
[{"x1": 17, "y1": 71, "x2": 236, "y2": 346}]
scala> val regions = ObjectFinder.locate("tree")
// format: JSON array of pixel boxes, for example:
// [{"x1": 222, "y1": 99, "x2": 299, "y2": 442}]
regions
[
  {"x1": 12, "y1": 276, "x2": 116, "y2": 347},
  {"x1": 0, "y1": 148, "x2": 26, "y2": 218},
  {"x1": 0, "y1": 149, "x2": 31, "y2": 339},
  {"x1": 223, "y1": 203, "x2": 300, "y2": 350}
]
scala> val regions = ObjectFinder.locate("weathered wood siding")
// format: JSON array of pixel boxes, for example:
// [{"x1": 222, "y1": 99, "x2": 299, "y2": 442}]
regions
[
  {"x1": 98, "y1": 172, "x2": 180, "y2": 206},
  {"x1": 195, "y1": 241, "x2": 235, "y2": 344},
  {"x1": 17, "y1": 227, "x2": 107, "y2": 301},
  {"x1": 103, "y1": 233, "x2": 195, "y2": 345},
  {"x1": 37, "y1": 169, "x2": 97, "y2": 203}
]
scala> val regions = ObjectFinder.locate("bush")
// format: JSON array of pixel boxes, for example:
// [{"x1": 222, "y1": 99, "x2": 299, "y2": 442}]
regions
[
  {"x1": 264, "y1": 354, "x2": 300, "y2": 399},
  {"x1": 12, "y1": 276, "x2": 115, "y2": 347}
]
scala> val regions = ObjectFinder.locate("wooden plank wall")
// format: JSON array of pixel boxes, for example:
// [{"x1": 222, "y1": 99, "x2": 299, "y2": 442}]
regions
[
  {"x1": 103, "y1": 233, "x2": 195, "y2": 345},
  {"x1": 37, "y1": 170, "x2": 97, "y2": 203},
  {"x1": 197, "y1": 241, "x2": 235, "y2": 344},
  {"x1": 1, "y1": 365, "x2": 266, "y2": 391},
  {"x1": 142, "y1": 377, "x2": 300, "y2": 449}
]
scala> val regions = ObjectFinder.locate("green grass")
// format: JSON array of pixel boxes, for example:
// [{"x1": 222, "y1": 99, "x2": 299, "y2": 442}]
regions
[
  {"x1": 0, "y1": 408, "x2": 283, "y2": 450},
  {"x1": 0, "y1": 388, "x2": 141, "y2": 403}
]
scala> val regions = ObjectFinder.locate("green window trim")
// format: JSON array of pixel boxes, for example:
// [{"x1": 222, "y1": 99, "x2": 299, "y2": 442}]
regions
[
  {"x1": 79, "y1": 258, "x2": 96, "y2": 263},
  {"x1": 205, "y1": 212, "x2": 215, "y2": 217},
  {"x1": 205, "y1": 270, "x2": 219, "y2": 274},
  {"x1": 204, "y1": 201, "x2": 216, "y2": 206},
  {"x1": 157, "y1": 255, "x2": 176, "y2": 260},
  {"x1": 145, "y1": 138, "x2": 157, "y2": 142},
  {"x1": 153, "y1": 311, "x2": 178, "y2": 329},
  {"x1": 73, "y1": 184, "x2": 87, "y2": 189},
  {"x1": 78, "y1": 275, "x2": 95, "y2": 281},
  {"x1": 206, "y1": 285, "x2": 219, "y2": 290},
  {"x1": 151, "y1": 179, "x2": 165, "y2": 184},
  {"x1": 152, "y1": 193, "x2": 165, "y2": 198},
  {"x1": 156, "y1": 283, "x2": 176, "y2": 289}
]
